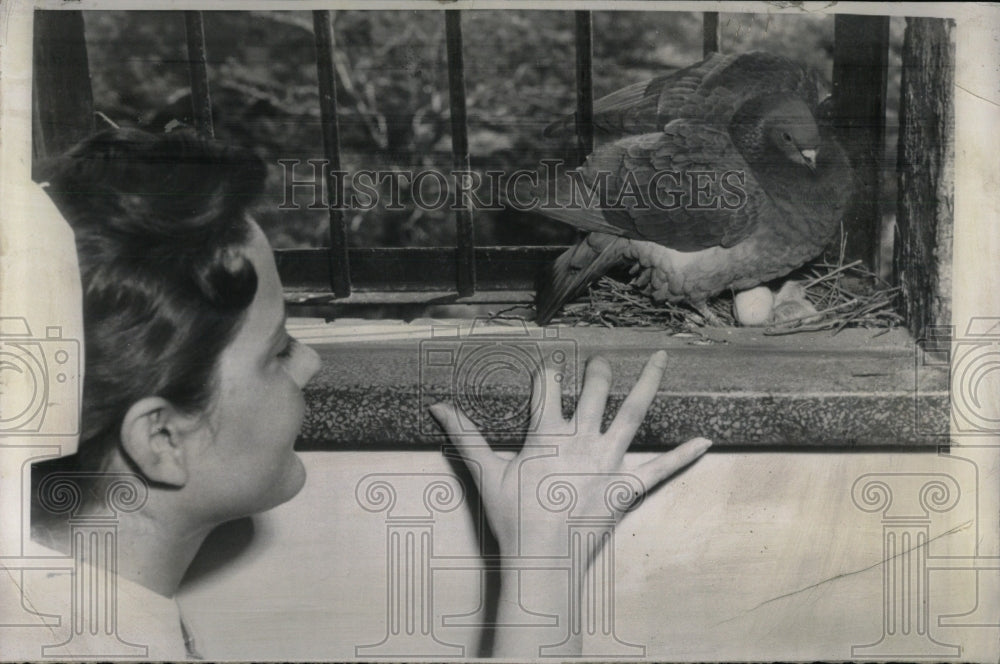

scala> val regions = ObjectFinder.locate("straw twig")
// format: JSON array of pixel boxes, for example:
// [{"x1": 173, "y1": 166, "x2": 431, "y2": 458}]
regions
[{"x1": 552, "y1": 230, "x2": 902, "y2": 336}]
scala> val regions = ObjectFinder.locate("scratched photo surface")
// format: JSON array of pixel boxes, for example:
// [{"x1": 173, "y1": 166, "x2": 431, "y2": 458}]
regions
[{"x1": 1, "y1": 2, "x2": 998, "y2": 662}]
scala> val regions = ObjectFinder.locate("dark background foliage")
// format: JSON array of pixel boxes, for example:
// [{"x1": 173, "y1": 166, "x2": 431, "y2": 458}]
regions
[{"x1": 82, "y1": 10, "x2": 903, "y2": 251}]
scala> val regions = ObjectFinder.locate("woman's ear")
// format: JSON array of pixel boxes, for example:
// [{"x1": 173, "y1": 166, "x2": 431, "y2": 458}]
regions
[{"x1": 120, "y1": 397, "x2": 197, "y2": 487}]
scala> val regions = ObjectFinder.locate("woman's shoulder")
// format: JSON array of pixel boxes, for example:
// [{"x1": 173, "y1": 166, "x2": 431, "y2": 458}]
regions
[{"x1": 0, "y1": 540, "x2": 190, "y2": 660}]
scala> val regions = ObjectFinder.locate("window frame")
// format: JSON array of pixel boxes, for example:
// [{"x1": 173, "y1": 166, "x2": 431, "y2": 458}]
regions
[{"x1": 30, "y1": 8, "x2": 955, "y2": 449}]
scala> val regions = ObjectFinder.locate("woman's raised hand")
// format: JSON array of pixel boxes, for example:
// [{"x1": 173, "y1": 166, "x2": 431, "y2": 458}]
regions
[{"x1": 430, "y1": 350, "x2": 712, "y2": 559}]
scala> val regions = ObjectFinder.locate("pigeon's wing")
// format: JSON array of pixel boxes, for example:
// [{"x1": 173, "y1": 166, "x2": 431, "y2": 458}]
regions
[
  {"x1": 649, "y1": 52, "x2": 748, "y2": 121},
  {"x1": 543, "y1": 52, "x2": 735, "y2": 137},
  {"x1": 654, "y1": 52, "x2": 820, "y2": 127},
  {"x1": 696, "y1": 51, "x2": 819, "y2": 111},
  {"x1": 545, "y1": 51, "x2": 819, "y2": 139},
  {"x1": 571, "y1": 119, "x2": 776, "y2": 252}
]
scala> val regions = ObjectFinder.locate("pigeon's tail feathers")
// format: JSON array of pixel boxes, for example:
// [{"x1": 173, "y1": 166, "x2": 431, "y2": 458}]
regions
[{"x1": 535, "y1": 235, "x2": 630, "y2": 325}]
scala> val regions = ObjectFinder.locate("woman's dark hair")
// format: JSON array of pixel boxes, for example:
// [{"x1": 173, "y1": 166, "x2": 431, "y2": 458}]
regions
[{"x1": 44, "y1": 128, "x2": 268, "y2": 471}]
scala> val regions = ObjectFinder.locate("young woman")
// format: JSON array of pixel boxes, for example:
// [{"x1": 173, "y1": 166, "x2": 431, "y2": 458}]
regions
[{"x1": 27, "y1": 128, "x2": 711, "y2": 659}]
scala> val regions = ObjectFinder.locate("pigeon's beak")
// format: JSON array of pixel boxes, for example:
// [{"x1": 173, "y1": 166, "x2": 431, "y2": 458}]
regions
[{"x1": 800, "y1": 148, "x2": 817, "y2": 172}]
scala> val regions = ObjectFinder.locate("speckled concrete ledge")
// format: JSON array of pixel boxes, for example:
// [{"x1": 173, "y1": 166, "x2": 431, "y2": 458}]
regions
[{"x1": 291, "y1": 323, "x2": 949, "y2": 449}]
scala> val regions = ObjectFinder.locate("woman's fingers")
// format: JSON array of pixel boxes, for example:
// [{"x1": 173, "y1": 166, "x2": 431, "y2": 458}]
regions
[
  {"x1": 529, "y1": 364, "x2": 565, "y2": 432},
  {"x1": 429, "y1": 402, "x2": 503, "y2": 483},
  {"x1": 606, "y1": 350, "x2": 668, "y2": 449},
  {"x1": 633, "y1": 436, "x2": 712, "y2": 490},
  {"x1": 576, "y1": 356, "x2": 613, "y2": 433},
  {"x1": 528, "y1": 363, "x2": 546, "y2": 429}
]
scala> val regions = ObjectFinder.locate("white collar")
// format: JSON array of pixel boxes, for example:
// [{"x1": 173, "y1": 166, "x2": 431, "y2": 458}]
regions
[{"x1": 1, "y1": 541, "x2": 193, "y2": 660}]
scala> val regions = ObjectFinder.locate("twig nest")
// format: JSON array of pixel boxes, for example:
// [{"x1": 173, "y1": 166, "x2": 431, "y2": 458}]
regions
[{"x1": 733, "y1": 285, "x2": 775, "y2": 326}]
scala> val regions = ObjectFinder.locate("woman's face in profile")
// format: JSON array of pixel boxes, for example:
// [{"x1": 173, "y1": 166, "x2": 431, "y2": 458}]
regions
[{"x1": 182, "y1": 221, "x2": 320, "y2": 522}]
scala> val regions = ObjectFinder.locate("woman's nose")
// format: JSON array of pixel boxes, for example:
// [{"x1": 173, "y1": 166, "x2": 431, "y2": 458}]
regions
[{"x1": 293, "y1": 343, "x2": 322, "y2": 387}]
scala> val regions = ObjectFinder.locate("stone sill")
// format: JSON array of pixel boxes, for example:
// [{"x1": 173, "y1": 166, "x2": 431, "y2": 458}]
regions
[{"x1": 289, "y1": 320, "x2": 949, "y2": 450}]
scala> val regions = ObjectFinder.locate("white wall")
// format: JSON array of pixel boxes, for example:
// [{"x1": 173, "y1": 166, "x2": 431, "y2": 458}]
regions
[{"x1": 177, "y1": 448, "x2": 999, "y2": 660}]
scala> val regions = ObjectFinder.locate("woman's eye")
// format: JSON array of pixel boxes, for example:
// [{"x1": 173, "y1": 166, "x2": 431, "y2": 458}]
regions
[{"x1": 277, "y1": 337, "x2": 297, "y2": 360}]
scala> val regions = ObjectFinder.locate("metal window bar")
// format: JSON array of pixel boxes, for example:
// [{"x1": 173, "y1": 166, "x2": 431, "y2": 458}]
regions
[
  {"x1": 33, "y1": 11, "x2": 891, "y2": 314},
  {"x1": 312, "y1": 10, "x2": 352, "y2": 297},
  {"x1": 183, "y1": 11, "x2": 214, "y2": 138},
  {"x1": 276, "y1": 10, "x2": 892, "y2": 307},
  {"x1": 703, "y1": 12, "x2": 720, "y2": 55},
  {"x1": 575, "y1": 11, "x2": 595, "y2": 164},
  {"x1": 445, "y1": 11, "x2": 476, "y2": 296}
]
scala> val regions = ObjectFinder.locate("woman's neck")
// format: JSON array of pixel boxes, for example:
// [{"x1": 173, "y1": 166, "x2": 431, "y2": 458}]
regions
[
  {"x1": 113, "y1": 510, "x2": 214, "y2": 598},
  {"x1": 33, "y1": 497, "x2": 214, "y2": 599}
]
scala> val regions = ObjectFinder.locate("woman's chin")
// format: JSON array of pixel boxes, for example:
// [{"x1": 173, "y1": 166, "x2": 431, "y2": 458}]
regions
[
  {"x1": 229, "y1": 455, "x2": 308, "y2": 520},
  {"x1": 285, "y1": 454, "x2": 309, "y2": 500},
  {"x1": 269, "y1": 453, "x2": 308, "y2": 509}
]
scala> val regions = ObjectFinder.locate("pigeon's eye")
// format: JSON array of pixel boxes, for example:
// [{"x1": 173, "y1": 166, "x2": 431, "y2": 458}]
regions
[{"x1": 782, "y1": 132, "x2": 792, "y2": 142}]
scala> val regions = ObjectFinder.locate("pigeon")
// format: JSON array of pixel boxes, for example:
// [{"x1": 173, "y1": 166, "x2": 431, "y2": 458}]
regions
[
  {"x1": 527, "y1": 81, "x2": 854, "y2": 325},
  {"x1": 543, "y1": 50, "x2": 821, "y2": 140}
]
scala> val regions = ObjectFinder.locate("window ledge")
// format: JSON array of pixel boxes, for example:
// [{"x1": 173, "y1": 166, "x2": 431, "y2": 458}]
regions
[{"x1": 290, "y1": 321, "x2": 948, "y2": 450}]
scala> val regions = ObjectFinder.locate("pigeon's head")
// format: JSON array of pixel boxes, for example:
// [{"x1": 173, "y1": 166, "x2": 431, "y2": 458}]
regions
[{"x1": 763, "y1": 97, "x2": 821, "y2": 172}]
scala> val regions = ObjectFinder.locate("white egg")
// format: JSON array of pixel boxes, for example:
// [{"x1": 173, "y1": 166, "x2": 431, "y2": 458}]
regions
[{"x1": 733, "y1": 285, "x2": 775, "y2": 326}]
